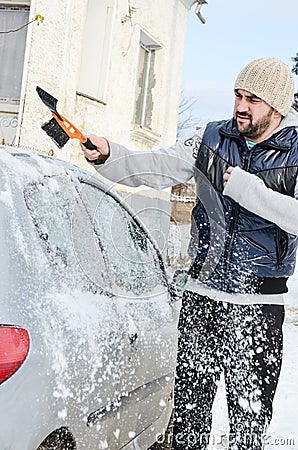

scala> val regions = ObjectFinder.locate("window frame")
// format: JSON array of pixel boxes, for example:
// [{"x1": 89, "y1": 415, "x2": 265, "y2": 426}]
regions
[
  {"x1": 0, "y1": 2, "x2": 30, "y2": 113},
  {"x1": 134, "y1": 30, "x2": 162, "y2": 130}
]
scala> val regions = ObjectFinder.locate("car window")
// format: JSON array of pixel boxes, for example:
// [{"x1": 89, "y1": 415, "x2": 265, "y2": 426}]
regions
[
  {"x1": 79, "y1": 182, "x2": 167, "y2": 297},
  {"x1": 24, "y1": 176, "x2": 109, "y2": 294}
]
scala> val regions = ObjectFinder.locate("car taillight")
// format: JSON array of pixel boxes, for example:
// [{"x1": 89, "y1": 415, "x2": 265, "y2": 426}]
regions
[{"x1": 0, "y1": 326, "x2": 30, "y2": 384}]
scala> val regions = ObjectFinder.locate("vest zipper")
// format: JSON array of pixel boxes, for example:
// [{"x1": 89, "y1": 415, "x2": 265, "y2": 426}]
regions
[
  {"x1": 275, "y1": 226, "x2": 288, "y2": 269},
  {"x1": 276, "y1": 227, "x2": 283, "y2": 268},
  {"x1": 221, "y1": 148, "x2": 253, "y2": 290}
]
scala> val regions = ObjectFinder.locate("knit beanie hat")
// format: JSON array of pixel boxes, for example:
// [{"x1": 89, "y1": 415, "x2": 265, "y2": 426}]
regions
[{"x1": 234, "y1": 57, "x2": 295, "y2": 116}]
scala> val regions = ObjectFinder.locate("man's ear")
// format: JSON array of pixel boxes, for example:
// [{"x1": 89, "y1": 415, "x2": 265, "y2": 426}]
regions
[{"x1": 273, "y1": 109, "x2": 282, "y2": 120}]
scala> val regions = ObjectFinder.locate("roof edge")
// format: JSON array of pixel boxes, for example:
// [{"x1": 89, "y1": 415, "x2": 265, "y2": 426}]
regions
[{"x1": 179, "y1": 0, "x2": 197, "y2": 9}]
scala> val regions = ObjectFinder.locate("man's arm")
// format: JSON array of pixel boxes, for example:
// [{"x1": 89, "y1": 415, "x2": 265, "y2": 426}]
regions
[
  {"x1": 223, "y1": 166, "x2": 298, "y2": 235},
  {"x1": 81, "y1": 134, "x2": 200, "y2": 190}
]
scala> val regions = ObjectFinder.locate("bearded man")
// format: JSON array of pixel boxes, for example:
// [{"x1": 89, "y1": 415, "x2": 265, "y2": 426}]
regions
[{"x1": 82, "y1": 57, "x2": 298, "y2": 450}]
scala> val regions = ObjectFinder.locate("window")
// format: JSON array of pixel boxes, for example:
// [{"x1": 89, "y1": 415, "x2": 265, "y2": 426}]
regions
[
  {"x1": 77, "y1": 0, "x2": 115, "y2": 103},
  {"x1": 24, "y1": 175, "x2": 167, "y2": 298},
  {"x1": 134, "y1": 30, "x2": 162, "y2": 130},
  {"x1": 0, "y1": 4, "x2": 29, "y2": 112},
  {"x1": 79, "y1": 182, "x2": 167, "y2": 297},
  {"x1": 24, "y1": 176, "x2": 110, "y2": 295}
]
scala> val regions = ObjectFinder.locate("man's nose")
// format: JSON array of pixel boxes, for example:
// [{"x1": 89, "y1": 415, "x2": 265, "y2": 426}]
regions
[{"x1": 236, "y1": 97, "x2": 249, "y2": 111}]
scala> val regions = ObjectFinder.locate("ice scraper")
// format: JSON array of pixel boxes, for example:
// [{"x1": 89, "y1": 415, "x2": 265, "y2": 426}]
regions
[{"x1": 36, "y1": 86, "x2": 97, "y2": 151}]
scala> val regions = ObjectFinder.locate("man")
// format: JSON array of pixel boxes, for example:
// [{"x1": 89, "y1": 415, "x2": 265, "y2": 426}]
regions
[{"x1": 81, "y1": 57, "x2": 298, "y2": 449}]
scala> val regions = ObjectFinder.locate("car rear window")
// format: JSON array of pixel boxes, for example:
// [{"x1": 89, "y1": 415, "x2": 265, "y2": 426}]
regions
[{"x1": 24, "y1": 176, "x2": 109, "y2": 295}]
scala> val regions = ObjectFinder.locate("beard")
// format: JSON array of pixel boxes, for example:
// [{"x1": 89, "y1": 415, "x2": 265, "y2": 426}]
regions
[{"x1": 235, "y1": 109, "x2": 274, "y2": 140}]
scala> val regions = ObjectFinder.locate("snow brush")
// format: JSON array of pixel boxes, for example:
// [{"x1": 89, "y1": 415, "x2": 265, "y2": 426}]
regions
[{"x1": 36, "y1": 86, "x2": 97, "y2": 150}]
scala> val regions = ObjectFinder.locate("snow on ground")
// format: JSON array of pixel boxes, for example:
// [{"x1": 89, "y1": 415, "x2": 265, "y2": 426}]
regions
[{"x1": 209, "y1": 271, "x2": 298, "y2": 449}]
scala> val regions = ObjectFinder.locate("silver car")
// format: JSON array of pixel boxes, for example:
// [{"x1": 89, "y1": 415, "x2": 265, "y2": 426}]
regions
[{"x1": 0, "y1": 146, "x2": 179, "y2": 450}]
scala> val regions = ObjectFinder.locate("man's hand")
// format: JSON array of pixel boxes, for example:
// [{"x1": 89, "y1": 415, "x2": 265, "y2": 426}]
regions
[
  {"x1": 80, "y1": 135, "x2": 110, "y2": 163},
  {"x1": 223, "y1": 166, "x2": 234, "y2": 188}
]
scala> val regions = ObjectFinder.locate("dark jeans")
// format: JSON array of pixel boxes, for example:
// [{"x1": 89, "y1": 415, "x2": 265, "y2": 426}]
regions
[{"x1": 172, "y1": 291, "x2": 284, "y2": 450}]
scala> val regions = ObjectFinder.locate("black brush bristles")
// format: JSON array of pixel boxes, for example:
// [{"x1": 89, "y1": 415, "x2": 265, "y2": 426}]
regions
[{"x1": 41, "y1": 118, "x2": 70, "y2": 149}]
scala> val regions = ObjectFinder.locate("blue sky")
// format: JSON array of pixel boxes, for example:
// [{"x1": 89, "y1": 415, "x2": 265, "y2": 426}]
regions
[{"x1": 181, "y1": 0, "x2": 298, "y2": 126}]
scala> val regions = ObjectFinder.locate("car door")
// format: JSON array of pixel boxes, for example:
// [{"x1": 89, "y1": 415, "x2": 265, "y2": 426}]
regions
[{"x1": 77, "y1": 177, "x2": 179, "y2": 448}]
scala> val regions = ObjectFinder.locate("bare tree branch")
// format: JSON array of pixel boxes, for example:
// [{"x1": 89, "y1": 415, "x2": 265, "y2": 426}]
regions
[{"x1": 177, "y1": 90, "x2": 202, "y2": 138}]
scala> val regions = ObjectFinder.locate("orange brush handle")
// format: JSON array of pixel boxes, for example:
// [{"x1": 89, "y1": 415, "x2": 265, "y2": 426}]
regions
[
  {"x1": 52, "y1": 112, "x2": 87, "y2": 143},
  {"x1": 51, "y1": 112, "x2": 97, "y2": 150}
]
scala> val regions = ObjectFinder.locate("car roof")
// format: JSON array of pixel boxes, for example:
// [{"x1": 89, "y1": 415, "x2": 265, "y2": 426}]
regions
[{"x1": 0, "y1": 144, "x2": 119, "y2": 197}]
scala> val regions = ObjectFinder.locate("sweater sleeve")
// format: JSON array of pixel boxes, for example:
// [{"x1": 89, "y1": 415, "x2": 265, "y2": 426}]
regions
[
  {"x1": 91, "y1": 136, "x2": 200, "y2": 190},
  {"x1": 223, "y1": 166, "x2": 298, "y2": 235}
]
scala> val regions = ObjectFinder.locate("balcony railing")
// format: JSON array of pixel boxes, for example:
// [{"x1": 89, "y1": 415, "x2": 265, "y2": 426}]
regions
[{"x1": 0, "y1": 112, "x2": 18, "y2": 146}]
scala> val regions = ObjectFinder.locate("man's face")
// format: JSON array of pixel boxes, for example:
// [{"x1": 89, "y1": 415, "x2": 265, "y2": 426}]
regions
[{"x1": 233, "y1": 89, "x2": 277, "y2": 141}]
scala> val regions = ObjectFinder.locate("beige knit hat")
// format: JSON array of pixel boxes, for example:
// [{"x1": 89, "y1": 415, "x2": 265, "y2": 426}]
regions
[{"x1": 234, "y1": 57, "x2": 295, "y2": 116}]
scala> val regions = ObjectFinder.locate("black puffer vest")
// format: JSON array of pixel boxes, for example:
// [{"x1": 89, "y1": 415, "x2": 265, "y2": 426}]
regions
[{"x1": 188, "y1": 118, "x2": 298, "y2": 295}]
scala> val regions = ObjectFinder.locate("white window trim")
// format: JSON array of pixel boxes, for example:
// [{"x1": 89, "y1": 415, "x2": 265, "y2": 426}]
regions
[
  {"x1": 139, "y1": 28, "x2": 163, "y2": 51},
  {"x1": 77, "y1": 0, "x2": 116, "y2": 105},
  {"x1": 139, "y1": 43, "x2": 152, "y2": 128},
  {"x1": 0, "y1": 1, "x2": 30, "y2": 4},
  {"x1": 131, "y1": 29, "x2": 163, "y2": 146},
  {"x1": 134, "y1": 30, "x2": 162, "y2": 129}
]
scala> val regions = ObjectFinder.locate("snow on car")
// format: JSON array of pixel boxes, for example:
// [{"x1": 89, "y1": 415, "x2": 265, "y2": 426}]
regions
[{"x1": 0, "y1": 146, "x2": 179, "y2": 450}]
